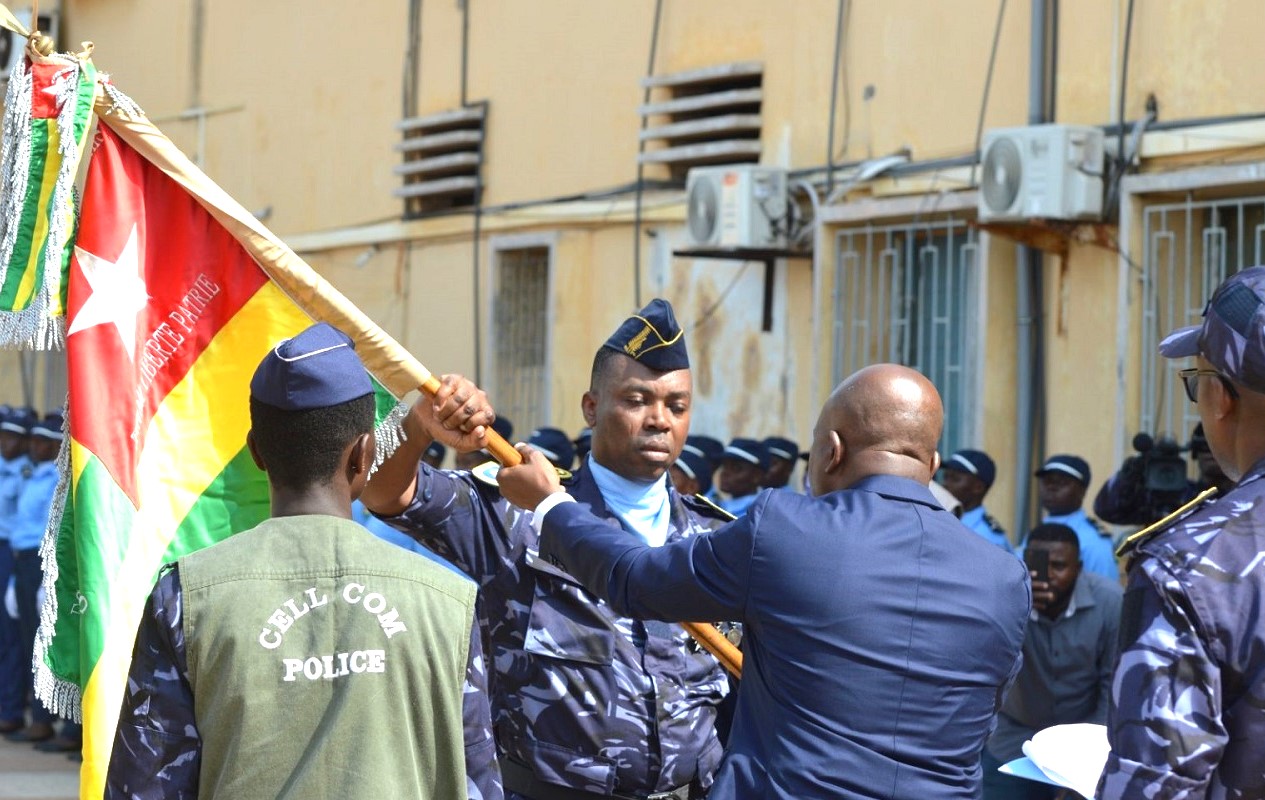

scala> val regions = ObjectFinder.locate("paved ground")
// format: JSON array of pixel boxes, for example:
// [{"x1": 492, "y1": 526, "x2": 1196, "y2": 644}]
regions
[{"x1": 0, "y1": 733, "x2": 79, "y2": 800}]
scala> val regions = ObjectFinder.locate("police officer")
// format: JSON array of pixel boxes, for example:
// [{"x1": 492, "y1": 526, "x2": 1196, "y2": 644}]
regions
[
  {"x1": 1031, "y1": 455, "x2": 1118, "y2": 581},
  {"x1": 939, "y1": 449, "x2": 1012, "y2": 552},
  {"x1": 760, "y1": 437, "x2": 800, "y2": 491},
  {"x1": 1098, "y1": 267, "x2": 1265, "y2": 798},
  {"x1": 716, "y1": 438, "x2": 768, "y2": 516},
  {"x1": 498, "y1": 363, "x2": 1030, "y2": 799},
  {"x1": 0, "y1": 407, "x2": 32, "y2": 734},
  {"x1": 362, "y1": 298, "x2": 731, "y2": 800},
  {"x1": 6, "y1": 411, "x2": 61, "y2": 744},
  {"x1": 106, "y1": 323, "x2": 500, "y2": 800}
]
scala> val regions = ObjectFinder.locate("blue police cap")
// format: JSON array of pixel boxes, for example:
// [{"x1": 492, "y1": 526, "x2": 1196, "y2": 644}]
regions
[
  {"x1": 423, "y1": 441, "x2": 446, "y2": 461},
  {"x1": 528, "y1": 427, "x2": 576, "y2": 469},
  {"x1": 0, "y1": 407, "x2": 36, "y2": 435},
  {"x1": 31, "y1": 411, "x2": 64, "y2": 441},
  {"x1": 250, "y1": 323, "x2": 372, "y2": 411},
  {"x1": 683, "y1": 434, "x2": 725, "y2": 470},
  {"x1": 1035, "y1": 454, "x2": 1091, "y2": 487},
  {"x1": 602, "y1": 298, "x2": 689, "y2": 371},
  {"x1": 673, "y1": 449, "x2": 713, "y2": 496},
  {"x1": 491, "y1": 416, "x2": 513, "y2": 441},
  {"x1": 942, "y1": 449, "x2": 997, "y2": 489},
  {"x1": 1160, "y1": 265, "x2": 1265, "y2": 393},
  {"x1": 573, "y1": 427, "x2": 592, "y2": 459},
  {"x1": 723, "y1": 438, "x2": 770, "y2": 471},
  {"x1": 763, "y1": 436, "x2": 800, "y2": 463}
]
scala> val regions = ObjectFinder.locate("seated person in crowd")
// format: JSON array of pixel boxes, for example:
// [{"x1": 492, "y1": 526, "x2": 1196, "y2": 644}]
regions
[{"x1": 669, "y1": 448, "x2": 714, "y2": 500}]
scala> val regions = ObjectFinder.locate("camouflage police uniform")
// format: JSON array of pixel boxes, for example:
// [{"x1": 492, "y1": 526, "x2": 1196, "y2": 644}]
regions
[
  {"x1": 1096, "y1": 458, "x2": 1265, "y2": 798},
  {"x1": 380, "y1": 461, "x2": 730, "y2": 799}
]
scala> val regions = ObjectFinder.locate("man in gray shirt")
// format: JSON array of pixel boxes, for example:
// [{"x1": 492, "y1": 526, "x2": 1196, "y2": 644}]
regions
[{"x1": 984, "y1": 523, "x2": 1122, "y2": 799}]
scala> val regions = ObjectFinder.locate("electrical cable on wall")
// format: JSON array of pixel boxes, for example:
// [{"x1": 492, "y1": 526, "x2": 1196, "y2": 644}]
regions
[
  {"x1": 632, "y1": 0, "x2": 665, "y2": 309},
  {"x1": 969, "y1": 0, "x2": 1008, "y2": 188}
]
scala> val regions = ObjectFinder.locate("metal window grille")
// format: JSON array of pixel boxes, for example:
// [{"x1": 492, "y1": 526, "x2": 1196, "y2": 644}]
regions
[
  {"x1": 491, "y1": 246, "x2": 550, "y2": 432},
  {"x1": 1139, "y1": 194, "x2": 1265, "y2": 439},
  {"x1": 833, "y1": 218, "x2": 979, "y2": 455}
]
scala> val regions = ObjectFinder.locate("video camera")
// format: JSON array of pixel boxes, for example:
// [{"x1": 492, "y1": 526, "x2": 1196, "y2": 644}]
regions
[{"x1": 1123, "y1": 432, "x2": 1190, "y2": 520}]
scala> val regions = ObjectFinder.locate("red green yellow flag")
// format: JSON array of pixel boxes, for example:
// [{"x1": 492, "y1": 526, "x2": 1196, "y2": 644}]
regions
[{"x1": 30, "y1": 96, "x2": 428, "y2": 799}]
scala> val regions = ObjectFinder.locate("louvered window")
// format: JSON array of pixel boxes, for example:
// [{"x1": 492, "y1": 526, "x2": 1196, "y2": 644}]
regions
[
  {"x1": 638, "y1": 62, "x2": 763, "y2": 181},
  {"x1": 394, "y1": 105, "x2": 486, "y2": 218}
]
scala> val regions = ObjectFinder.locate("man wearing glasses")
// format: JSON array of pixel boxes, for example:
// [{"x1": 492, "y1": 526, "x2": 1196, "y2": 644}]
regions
[{"x1": 1097, "y1": 267, "x2": 1265, "y2": 799}]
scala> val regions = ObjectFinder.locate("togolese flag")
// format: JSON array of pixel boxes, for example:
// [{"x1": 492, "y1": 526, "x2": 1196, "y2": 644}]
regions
[{"x1": 35, "y1": 100, "x2": 429, "y2": 799}]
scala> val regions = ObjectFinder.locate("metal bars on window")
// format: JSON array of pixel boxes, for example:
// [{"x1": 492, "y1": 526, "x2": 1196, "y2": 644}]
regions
[
  {"x1": 491, "y1": 246, "x2": 550, "y2": 432},
  {"x1": 1139, "y1": 194, "x2": 1265, "y2": 439},
  {"x1": 833, "y1": 218, "x2": 979, "y2": 456}
]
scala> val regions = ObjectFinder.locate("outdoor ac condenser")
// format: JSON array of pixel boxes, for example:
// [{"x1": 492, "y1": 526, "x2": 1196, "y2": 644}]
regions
[
  {"x1": 978, "y1": 124, "x2": 1105, "y2": 223},
  {"x1": 685, "y1": 165, "x2": 788, "y2": 249}
]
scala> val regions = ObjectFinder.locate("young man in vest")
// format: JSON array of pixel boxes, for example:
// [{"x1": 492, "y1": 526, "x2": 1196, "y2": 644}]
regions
[{"x1": 106, "y1": 323, "x2": 501, "y2": 800}]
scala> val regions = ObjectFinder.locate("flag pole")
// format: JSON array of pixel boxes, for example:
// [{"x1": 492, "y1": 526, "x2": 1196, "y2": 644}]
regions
[{"x1": 92, "y1": 94, "x2": 742, "y2": 679}]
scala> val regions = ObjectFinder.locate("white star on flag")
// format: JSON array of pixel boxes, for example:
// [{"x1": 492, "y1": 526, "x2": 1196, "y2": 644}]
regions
[{"x1": 67, "y1": 224, "x2": 149, "y2": 361}]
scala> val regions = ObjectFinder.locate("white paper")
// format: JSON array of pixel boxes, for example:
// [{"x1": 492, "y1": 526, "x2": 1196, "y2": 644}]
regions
[{"x1": 1018, "y1": 723, "x2": 1111, "y2": 798}]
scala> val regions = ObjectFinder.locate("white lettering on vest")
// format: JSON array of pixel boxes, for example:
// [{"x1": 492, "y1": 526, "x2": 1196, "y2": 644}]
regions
[
  {"x1": 257, "y1": 586, "x2": 330, "y2": 649},
  {"x1": 280, "y1": 650, "x2": 387, "y2": 681}
]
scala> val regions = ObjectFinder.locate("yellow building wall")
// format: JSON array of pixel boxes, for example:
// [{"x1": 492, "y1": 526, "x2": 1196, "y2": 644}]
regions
[{"x1": 4, "y1": 0, "x2": 1261, "y2": 519}]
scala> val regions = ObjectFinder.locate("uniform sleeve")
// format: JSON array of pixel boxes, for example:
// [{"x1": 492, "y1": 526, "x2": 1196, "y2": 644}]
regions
[
  {"x1": 1096, "y1": 563, "x2": 1224, "y2": 799},
  {"x1": 461, "y1": 617, "x2": 503, "y2": 800},
  {"x1": 538, "y1": 497, "x2": 755, "y2": 622},
  {"x1": 376, "y1": 463, "x2": 520, "y2": 583},
  {"x1": 105, "y1": 568, "x2": 201, "y2": 800}
]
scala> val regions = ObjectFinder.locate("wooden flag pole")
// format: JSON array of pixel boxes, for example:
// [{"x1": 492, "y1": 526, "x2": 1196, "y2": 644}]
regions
[{"x1": 416, "y1": 375, "x2": 742, "y2": 678}]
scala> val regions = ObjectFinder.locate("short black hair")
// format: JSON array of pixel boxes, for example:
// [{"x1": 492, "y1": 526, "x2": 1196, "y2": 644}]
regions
[
  {"x1": 589, "y1": 347, "x2": 624, "y2": 392},
  {"x1": 249, "y1": 394, "x2": 375, "y2": 490},
  {"x1": 1026, "y1": 522, "x2": 1079, "y2": 553}
]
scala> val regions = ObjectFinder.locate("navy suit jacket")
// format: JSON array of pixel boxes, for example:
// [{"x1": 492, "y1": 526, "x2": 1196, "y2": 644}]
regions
[{"x1": 539, "y1": 474, "x2": 1031, "y2": 799}]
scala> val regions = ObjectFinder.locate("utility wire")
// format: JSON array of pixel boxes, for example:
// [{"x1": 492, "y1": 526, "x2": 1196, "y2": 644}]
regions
[{"x1": 969, "y1": 0, "x2": 1008, "y2": 188}]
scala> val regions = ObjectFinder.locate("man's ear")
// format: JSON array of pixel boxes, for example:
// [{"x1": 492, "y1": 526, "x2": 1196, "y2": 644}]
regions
[
  {"x1": 929, "y1": 450, "x2": 942, "y2": 476},
  {"x1": 247, "y1": 430, "x2": 267, "y2": 472},
  {"x1": 825, "y1": 430, "x2": 845, "y2": 473},
  {"x1": 1213, "y1": 377, "x2": 1239, "y2": 421},
  {"x1": 346, "y1": 433, "x2": 375, "y2": 498},
  {"x1": 581, "y1": 391, "x2": 598, "y2": 428}
]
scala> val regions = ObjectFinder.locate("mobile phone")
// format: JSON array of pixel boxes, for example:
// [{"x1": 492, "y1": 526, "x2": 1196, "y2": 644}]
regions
[{"x1": 1025, "y1": 548, "x2": 1050, "y2": 583}]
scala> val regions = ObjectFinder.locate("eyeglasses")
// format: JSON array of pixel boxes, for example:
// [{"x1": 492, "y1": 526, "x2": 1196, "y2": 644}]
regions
[{"x1": 1178, "y1": 368, "x2": 1239, "y2": 403}]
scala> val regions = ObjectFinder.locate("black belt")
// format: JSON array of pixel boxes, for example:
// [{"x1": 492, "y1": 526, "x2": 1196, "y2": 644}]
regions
[{"x1": 500, "y1": 758, "x2": 693, "y2": 800}]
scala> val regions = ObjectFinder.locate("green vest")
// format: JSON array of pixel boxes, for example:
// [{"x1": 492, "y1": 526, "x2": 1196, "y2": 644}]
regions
[{"x1": 179, "y1": 515, "x2": 476, "y2": 799}]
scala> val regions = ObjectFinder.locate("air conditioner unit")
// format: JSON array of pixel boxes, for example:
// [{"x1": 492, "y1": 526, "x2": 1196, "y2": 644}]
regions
[
  {"x1": 978, "y1": 124, "x2": 1104, "y2": 222},
  {"x1": 686, "y1": 165, "x2": 788, "y2": 249},
  {"x1": 0, "y1": 10, "x2": 60, "y2": 83}
]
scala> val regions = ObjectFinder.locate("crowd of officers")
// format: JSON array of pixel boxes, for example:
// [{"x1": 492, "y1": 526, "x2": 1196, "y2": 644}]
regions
[
  {"x1": 0, "y1": 407, "x2": 82, "y2": 755},
  {"x1": 7, "y1": 271, "x2": 1265, "y2": 800}
]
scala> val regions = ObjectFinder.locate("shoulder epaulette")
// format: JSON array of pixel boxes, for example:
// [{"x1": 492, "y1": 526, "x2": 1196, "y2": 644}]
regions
[
  {"x1": 684, "y1": 492, "x2": 736, "y2": 522},
  {"x1": 470, "y1": 460, "x2": 574, "y2": 488},
  {"x1": 1115, "y1": 486, "x2": 1220, "y2": 558},
  {"x1": 983, "y1": 512, "x2": 1007, "y2": 535}
]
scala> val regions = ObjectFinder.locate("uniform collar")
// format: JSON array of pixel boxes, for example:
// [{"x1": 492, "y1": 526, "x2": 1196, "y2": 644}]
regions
[{"x1": 847, "y1": 474, "x2": 945, "y2": 510}]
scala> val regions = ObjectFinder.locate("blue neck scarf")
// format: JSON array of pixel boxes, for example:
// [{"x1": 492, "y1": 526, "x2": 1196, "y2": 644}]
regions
[{"x1": 587, "y1": 454, "x2": 671, "y2": 546}]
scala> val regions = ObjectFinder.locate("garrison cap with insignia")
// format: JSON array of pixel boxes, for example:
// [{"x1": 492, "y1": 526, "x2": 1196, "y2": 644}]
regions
[
  {"x1": 943, "y1": 449, "x2": 997, "y2": 489},
  {"x1": 1160, "y1": 264, "x2": 1265, "y2": 392},
  {"x1": 1035, "y1": 454, "x2": 1091, "y2": 487},
  {"x1": 602, "y1": 298, "x2": 689, "y2": 371},
  {"x1": 251, "y1": 323, "x2": 372, "y2": 410}
]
